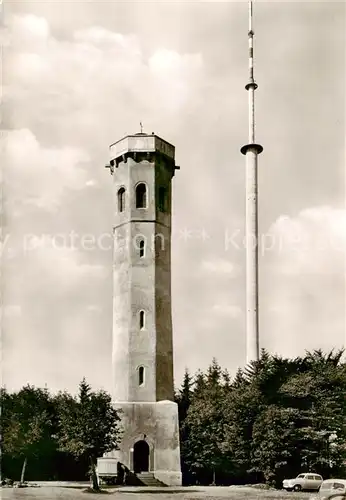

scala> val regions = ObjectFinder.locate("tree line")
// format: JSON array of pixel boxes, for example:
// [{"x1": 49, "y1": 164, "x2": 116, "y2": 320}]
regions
[
  {"x1": 175, "y1": 349, "x2": 346, "y2": 486},
  {"x1": 1, "y1": 378, "x2": 120, "y2": 489},
  {"x1": 1, "y1": 349, "x2": 346, "y2": 487}
]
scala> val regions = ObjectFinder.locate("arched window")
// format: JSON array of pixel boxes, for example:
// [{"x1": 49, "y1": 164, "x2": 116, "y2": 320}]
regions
[
  {"x1": 139, "y1": 239, "x2": 145, "y2": 258},
  {"x1": 158, "y1": 187, "x2": 166, "y2": 212},
  {"x1": 136, "y1": 183, "x2": 147, "y2": 209},
  {"x1": 138, "y1": 366, "x2": 145, "y2": 386},
  {"x1": 118, "y1": 187, "x2": 125, "y2": 213}
]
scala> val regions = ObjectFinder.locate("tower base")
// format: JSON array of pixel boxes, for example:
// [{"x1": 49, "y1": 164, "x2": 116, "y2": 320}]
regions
[{"x1": 100, "y1": 400, "x2": 182, "y2": 487}]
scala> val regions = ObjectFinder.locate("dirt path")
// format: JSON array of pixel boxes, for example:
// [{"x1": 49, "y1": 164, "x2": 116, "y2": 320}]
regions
[{"x1": 0, "y1": 485, "x2": 313, "y2": 500}]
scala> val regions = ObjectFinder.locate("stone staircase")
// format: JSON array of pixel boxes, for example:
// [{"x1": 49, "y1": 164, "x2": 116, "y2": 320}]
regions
[{"x1": 137, "y1": 473, "x2": 167, "y2": 487}]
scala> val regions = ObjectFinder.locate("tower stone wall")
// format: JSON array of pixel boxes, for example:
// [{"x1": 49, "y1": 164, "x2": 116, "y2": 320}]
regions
[{"x1": 107, "y1": 133, "x2": 181, "y2": 486}]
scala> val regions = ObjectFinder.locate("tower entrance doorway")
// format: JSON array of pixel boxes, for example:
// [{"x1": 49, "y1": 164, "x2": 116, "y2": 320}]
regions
[{"x1": 133, "y1": 440, "x2": 150, "y2": 473}]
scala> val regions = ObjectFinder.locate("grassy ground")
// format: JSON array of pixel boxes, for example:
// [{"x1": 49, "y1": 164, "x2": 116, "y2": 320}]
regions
[{"x1": 0, "y1": 485, "x2": 313, "y2": 500}]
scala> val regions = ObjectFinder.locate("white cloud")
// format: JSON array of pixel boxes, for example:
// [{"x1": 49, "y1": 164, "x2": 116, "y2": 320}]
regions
[
  {"x1": 4, "y1": 129, "x2": 90, "y2": 212},
  {"x1": 5, "y1": 15, "x2": 205, "y2": 220},
  {"x1": 11, "y1": 14, "x2": 50, "y2": 43},
  {"x1": 23, "y1": 236, "x2": 106, "y2": 284},
  {"x1": 149, "y1": 49, "x2": 202, "y2": 75},
  {"x1": 85, "y1": 179, "x2": 97, "y2": 187},
  {"x1": 7, "y1": 14, "x2": 204, "y2": 128},
  {"x1": 148, "y1": 49, "x2": 204, "y2": 111},
  {"x1": 12, "y1": 53, "x2": 49, "y2": 80},
  {"x1": 3, "y1": 305, "x2": 22, "y2": 318},
  {"x1": 262, "y1": 206, "x2": 346, "y2": 357},
  {"x1": 74, "y1": 27, "x2": 141, "y2": 57},
  {"x1": 267, "y1": 206, "x2": 346, "y2": 275}
]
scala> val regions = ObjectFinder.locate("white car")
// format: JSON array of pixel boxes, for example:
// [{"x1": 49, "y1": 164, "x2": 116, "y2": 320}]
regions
[
  {"x1": 283, "y1": 472, "x2": 323, "y2": 492},
  {"x1": 310, "y1": 479, "x2": 346, "y2": 500}
]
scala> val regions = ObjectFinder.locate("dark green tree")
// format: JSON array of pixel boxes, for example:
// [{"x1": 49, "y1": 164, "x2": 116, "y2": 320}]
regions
[
  {"x1": 183, "y1": 360, "x2": 230, "y2": 484},
  {"x1": 280, "y1": 349, "x2": 346, "y2": 476},
  {"x1": 193, "y1": 369, "x2": 206, "y2": 395},
  {"x1": 176, "y1": 368, "x2": 194, "y2": 423},
  {"x1": 251, "y1": 405, "x2": 300, "y2": 486},
  {"x1": 55, "y1": 378, "x2": 121, "y2": 491},
  {"x1": 175, "y1": 369, "x2": 194, "y2": 484},
  {"x1": 1, "y1": 385, "x2": 53, "y2": 483},
  {"x1": 222, "y1": 377, "x2": 262, "y2": 482}
]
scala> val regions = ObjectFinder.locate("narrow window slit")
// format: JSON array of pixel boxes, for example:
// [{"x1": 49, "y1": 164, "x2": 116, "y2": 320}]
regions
[
  {"x1": 139, "y1": 311, "x2": 145, "y2": 329},
  {"x1": 139, "y1": 239, "x2": 145, "y2": 258},
  {"x1": 139, "y1": 366, "x2": 144, "y2": 385}
]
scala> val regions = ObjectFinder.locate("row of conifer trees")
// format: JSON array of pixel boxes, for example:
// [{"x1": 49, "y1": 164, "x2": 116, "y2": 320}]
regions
[
  {"x1": 2, "y1": 349, "x2": 346, "y2": 486},
  {"x1": 175, "y1": 349, "x2": 346, "y2": 486}
]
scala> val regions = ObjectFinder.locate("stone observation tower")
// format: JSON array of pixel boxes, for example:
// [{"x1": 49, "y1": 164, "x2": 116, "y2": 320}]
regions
[{"x1": 101, "y1": 131, "x2": 182, "y2": 486}]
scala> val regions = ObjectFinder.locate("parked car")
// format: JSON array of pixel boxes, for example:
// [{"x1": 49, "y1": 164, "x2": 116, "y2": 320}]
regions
[
  {"x1": 310, "y1": 479, "x2": 346, "y2": 500},
  {"x1": 283, "y1": 472, "x2": 323, "y2": 491}
]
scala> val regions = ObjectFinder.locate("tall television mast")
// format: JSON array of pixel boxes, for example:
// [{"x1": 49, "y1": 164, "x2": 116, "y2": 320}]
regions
[{"x1": 241, "y1": 0, "x2": 263, "y2": 364}]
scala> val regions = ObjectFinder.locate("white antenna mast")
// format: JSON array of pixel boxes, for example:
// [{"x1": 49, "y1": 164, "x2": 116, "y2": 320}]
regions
[{"x1": 241, "y1": 0, "x2": 263, "y2": 364}]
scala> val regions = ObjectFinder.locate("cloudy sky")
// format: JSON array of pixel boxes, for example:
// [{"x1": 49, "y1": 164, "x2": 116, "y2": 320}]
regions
[{"x1": 2, "y1": 1, "x2": 345, "y2": 394}]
